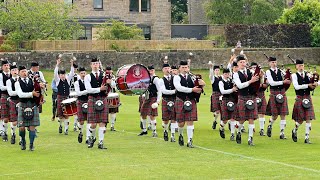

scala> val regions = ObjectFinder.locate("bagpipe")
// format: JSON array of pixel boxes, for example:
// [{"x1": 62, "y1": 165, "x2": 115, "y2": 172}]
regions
[
  {"x1": 306, "y1": 64, "x2": 319, "y2": 95},
  {"x1": 31, "y1": 74, "x2": 47, "y2": 106},
  {"x1": 190, "y1": 73, "x2": 205, "y2": 103}
]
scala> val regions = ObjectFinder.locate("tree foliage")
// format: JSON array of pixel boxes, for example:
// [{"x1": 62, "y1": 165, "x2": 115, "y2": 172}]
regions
[
  {"x1": 276, "y1": 0, "x2": 320, "y2": 46},
  {"x1": 96, "y1": 20, "x2": 144, "y2": 40},
  {"x1": 171, "y1": 0, "x2": 188, "y2": 24},
  {"x1": 0, "y1": 0, "x2": 82, "y2": 49},
  {"x1": 205, "y1": 0, "x2": 286, "y2": 24}
]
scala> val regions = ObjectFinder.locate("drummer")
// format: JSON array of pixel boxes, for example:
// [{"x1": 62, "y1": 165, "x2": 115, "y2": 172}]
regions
[
  {"x1": 74, "y1": 67, "x2": 89, "y2": 143},
  {"x1": 69, "y1": 63, "x2": 80, "y2": 132},
  {"x1": 54, "y1": 57, "x2": 75, "y2": 135},
  {"x1": 105, "y1": 66, "x2": 119, "y2": 131}
]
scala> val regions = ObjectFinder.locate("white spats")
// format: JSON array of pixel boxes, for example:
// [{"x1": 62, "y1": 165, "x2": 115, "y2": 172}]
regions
[{"x1": 187, "y1": 125, "x2": 194, "y2": 143}]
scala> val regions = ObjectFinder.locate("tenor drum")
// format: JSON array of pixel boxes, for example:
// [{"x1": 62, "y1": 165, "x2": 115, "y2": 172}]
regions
[
  {"x1": 69, "y1": 91, "x2": 77, "y2": 98},
  {"x1": 61, "y1": 98, "x2": 77, "y2": 116},
  {"x1": 116, "y1": 64, "x2": 150, "y2": 95},
  {"x1": 107, "y1": 93, "x2": 120, "y2": 108}
]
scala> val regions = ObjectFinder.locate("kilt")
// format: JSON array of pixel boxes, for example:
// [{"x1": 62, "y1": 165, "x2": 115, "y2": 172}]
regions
[
  {"x1": 257, "y1": 91, "x2": 267, "y2": 115},
  {"x1": 175, "y1": 97, "x2": 197, "y2": 122},
  {"x1": 109, "y1": 107, "x2": 119, "y2": 113},
  {"x1": 138, "y1": 95, "x2": 145, "y2": 112},
  {"x1": 292, "y1": 95, "x2": 315, "y2": 121},
  {"x1": 56, "y1": 95, "x2": 69, "y2": 118},
  {"x1": 9, "y1": 98, "x2": 19, "y2": 122},
  {"x1": 266, "y1": 89, "x2": 289, "y2": 116},
  {"x1": 1, "y1": 93, "x2": 9, "y2": 119},
  {"x1": 77, "y1": 99, "x2": 87, "y2": 122},
  {"x1": 221, "y1": 96, "x2": 237, "y2": 121},
  {"x1": 236, "y1": 95, "x2": 258, "y2": 121},
  {"x1": 210, "y1": 91, "x2": 221, "y2": 112},
  {"x1": 87, "y1": 95, "x2": 108, "y2": 124},
  {"x1": 140, "y1": 97, "x2": 158, "y2": 117},
  {"x1": 162, "y1": 97, "x2": 176, "y2": 121},
  {"x1": 17, "y1": 101, "x2": 40, "y2": 127}
]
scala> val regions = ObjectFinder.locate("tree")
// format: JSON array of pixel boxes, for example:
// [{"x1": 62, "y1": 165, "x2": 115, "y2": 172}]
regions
[
  {"x1": 276, "y1": 0, "x2": 320, "y2": 46},
  {"x1": 96, "y1": 20, "x2": 144, "y2": 40},
  {"x1": 205, "y1": 0, "x2": 286, "y2": 24},
  {"x1": 0, "y1": 0, "x2": 82, "y2": 50},
  {"x1": 171, "y1": 0, "x2": 188, "y2": 24}
]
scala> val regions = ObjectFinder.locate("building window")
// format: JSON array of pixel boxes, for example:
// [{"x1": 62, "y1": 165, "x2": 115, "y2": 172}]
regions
[
  {"x1": 141, "y1": 26, "x2": 151, "y2": 40},
  {"x1": 64, "y1": 0, "x2": 73, "y2": 5},
  {"x1": 79, "y1": 26, "x2": 92, "y2": 40},
  {"x1": 93, "y1": 0, "x2": 103, "y2": 9},
  {"x1": 130, "y1": 0, "x2": 150, "y2": 12}
]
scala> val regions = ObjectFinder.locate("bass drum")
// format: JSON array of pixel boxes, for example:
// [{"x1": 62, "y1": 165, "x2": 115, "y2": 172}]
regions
[{"x1": 116, "y1": 64, "x2": 150, "y2": 95}]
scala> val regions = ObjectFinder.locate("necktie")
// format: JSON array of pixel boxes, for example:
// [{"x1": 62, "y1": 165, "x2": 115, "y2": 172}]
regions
[
  {"x1": 184, "y1": 74, "x2": 187, "y2": 79},
  {"x1": 24, "y1": 78, "x2": 28, "y2": 86},
  {"x1": 168, "y1": 76, "x2": 171, "y2": 81},
  {"x1": 6, "y1": 73, "x2": 9, "y2": 78},
  {"x1": 274, "y1": 69, "x2": 277, "y2": 74},
  {"x1": 301, "y1": 73, "x2": 304, "y2": 79},
  {"x1": 95, "y1": 72, "x2": 99, "y2": 80},
  {"x1": 243, "y1": 71, "x2": 247, "y2": 79}
]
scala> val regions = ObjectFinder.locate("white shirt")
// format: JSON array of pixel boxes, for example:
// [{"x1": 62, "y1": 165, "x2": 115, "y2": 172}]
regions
[
  {"x1": 266, "y1": 67, "x2": 284, "y2": 87},
  {"x1": 74, "y1": 79, "x2": 88, "y2": 96},
  {"x1": 233, "y1": 69, "x2": 250, "y2": 89},
  {"x1": 6, "y1": 76, "x2": 19, "y2": 97},
  {"x1": 15, "y1": 78, "x2": 33, "y2": 98},
  {"x1": 84, "y1": 71, "x2": 116, "y2": 95},
  {"x1": 54, "y1": 66, "x2": 74, "y2": 87},
  {"x1": 292, "y1": 72, "x2": 309, "y2": 90},
  {"x1": 219, "y1": 78, "x2": 233, "y2": 95},
  {"x1": 173, "y1": 74, "x2": 193, "y2": 93},
  {"x1": 209, "y1": 68, "x2": 220, "y2": 84},
  {"x1": 159, "y1": 75, "x2": 175, "y2": 95},
  {"x1": 0, "y1": 71, "x2": 11, "y2": 91},
  {"x1": 151, "y1": 75, "x2": 162, "y2": 103},
  {"x1": 29, "y1": 70, "x2": 46, "y2": 83}
]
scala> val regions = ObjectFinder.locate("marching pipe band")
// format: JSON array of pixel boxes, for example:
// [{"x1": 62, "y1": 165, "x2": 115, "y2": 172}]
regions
[{"x1": 1, "y1": 51, "x2": 320, "y2": 152}]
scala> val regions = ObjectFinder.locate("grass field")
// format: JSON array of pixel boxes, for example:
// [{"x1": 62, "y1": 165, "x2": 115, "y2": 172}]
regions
[{"x1": 1, "y1": 67, "x2": 320, "y2": 179}]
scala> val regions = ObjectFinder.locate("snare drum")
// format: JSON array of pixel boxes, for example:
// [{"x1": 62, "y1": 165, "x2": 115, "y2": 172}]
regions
[
  {"x1": 107, "y1": 93, "x2": 120, "y2": 108},
  {"x1": 69, "y1": 91, "x2": 77, "y2": 98},
  {"x1": 61, "y1": 98, "x2": 77, "y2": 116},
  {"x1": 116, "y1": 64, "x2": 151, "y2": 95}
]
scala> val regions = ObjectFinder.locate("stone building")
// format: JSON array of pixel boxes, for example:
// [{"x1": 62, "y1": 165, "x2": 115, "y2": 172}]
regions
[
  {"x1": 187, "y1": 0, "x2": 208, "y2": 24},
  {"x1": 64, "y1": 0, "x2": 171, "y2": 40}
]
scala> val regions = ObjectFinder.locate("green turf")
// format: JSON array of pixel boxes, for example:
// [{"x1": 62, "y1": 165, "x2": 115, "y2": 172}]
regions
[{"x1": 1, "y1": 67, "x2": 320, "y2": 179}]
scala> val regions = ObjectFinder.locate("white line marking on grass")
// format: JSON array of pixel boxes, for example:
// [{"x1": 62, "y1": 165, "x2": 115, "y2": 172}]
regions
[{"x1": 123, "y1": 130, "x2": 320, "y2": 174}]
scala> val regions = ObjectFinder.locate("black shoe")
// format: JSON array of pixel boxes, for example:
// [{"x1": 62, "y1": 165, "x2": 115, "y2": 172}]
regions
[
  {"x1": 59, "y1": 125, "x2": 62, "y2": 134},
  {"x1": 259, "y1": 129, "x2": 265, "y2": 136},
  {"x1": 64, "y1": 129, "x2": 68, "y2": 135},
  {"x1": 138, "y1": 131, "x2": 148, "y2": 136},
  {"x1": 139, "y1": 121, "x2": 143, "y2": 129},
  {"x1": 178, "y1": 134, "x2": 184, "y2": 146},
  {"x1": 267, "y1": 125, "x2": 272, "y2": 137},
  {"x1": 110, "y1": 127, "x2": 116, "y2": 131},
  {"x1": 10, "y1": 134, "x2": 16, "y2": 144},
  {"x1": 171, "y1": 137, "x2": 176, "y2": 142},
  {"x1": 280, "y1": 134, "x2": 287, "y2": 140},
  {"x1": 292, "y1": 130, "x2": 297, "y2": 142},
  {"x1": 85, "y1": 139, "x2": 89, "y2": 144},
  {"x1": 78, "y1": 132, "x2": 83, "y2": 143},
  {"x1": 248, "y1": 137, "x2": 255, "y2": 146},
  {"x1": 219, "y1": 128, "x2": 225, "y2": 139},
  {"x1": 19, "y1": 141, "x2": 22, "y2": 145},
  {"x1": 187, "y1": 139, "x2": 194, "y2": 148},
  {"x1": 98, "y1": 142, "x2": 107, "y2": 149},
  {"x1": 73, "y1": 126, "x2": 78, "y2": 132},
  {"x1": 164, "y1": 131, "x2": 169, "y2": 141},
  {"x1": 230, "y1": 133, "x2": 235, "y2": 141},
  {"x1": 228, "y1": 122, "x2": 231, "y2": 131},
  {"x1": 212, "y1": 121, "x2": 217, "y2": 130},
  {"x1": 236, "y1": 132, "x2": 241, "y2": 144},
  {"x1": 29, "y1": 144, "x2": 35, "y2": 151},
  {"x1": 241, "y1": 128, "x2": 246, "y2": 133},
  {"x1": 87, "y1": 137, "x2": 95, "y2": 148},
  {"x1": 304, "y1": 138, "x2": 312, "y2": 144},
  {"x1": 21, "y1": 141, "x2": 26, "y2": 150},
  {"x1": 2, "y1": 132, "x2": 8, "y2": 142}
]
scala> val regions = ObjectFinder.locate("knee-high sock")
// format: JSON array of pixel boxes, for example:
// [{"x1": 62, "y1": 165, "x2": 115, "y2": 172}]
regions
[
  {"x1": 305, "y1": 123, "x2": 311, "y2": 139},
  {"x1": 237, "y1": 123, "x2": 243, "y2": 133},
  {"x1": 142, "y1": 119, "x2": 147, "y2": 132},
  {"x1": 248, "y1": 124, "x2": 254, "y2": 140},
  {"x1": 29, "y1": 130, "x2": 36, "y2": 144},
  {"x1": 3, "y1": 122, "x2": 8, "y2": 133},
  {"x1": 86, "y1": 124, "x2": 91, "y2": 140},
  {"x1": 89, "y1": 126, "x2": 96, "y2": 138},
  {"x1": 78, "y1": 124, "x2": 84, "y2": 133},
  {"x1": 170, "y1": 123, "x2": 176, "y2": 137},
  {"x1": 214, "y1": 112, "x2": 220, "y2": 122},
  {"x1": 230, "y1": 121, "x2": 236, "y2": 134},
  {"x1": 64, "y1": 118, "x2": 69, "y2": 132},
  {"x1": 98, "y1": 127, "x2": 106, "y2": 142},
  {"x1": 178, "y1": 126, "x2": 184, "y2": 136},
  {"x1": 151, "y1": 119, "x2": 157, "y2": 131},
  {"x1": 163, "y1": 123, "x2": 168, "y2": 132},
  {"x1": 110, "y1": 113, "x2": 116, "y2": 128},
  {"x1": 147, "y1": 116, "x2": 151, "y2": 127},
  {"x1": 220, "y1": 121, "x2": 225, "y2": 129},
  {"x1": 11, "y1": 123, "x2": 17, "y2": 135},
  {"x1": 269, "y1": 117, "x2": 275, "y2": 126},
  {"x1": 74, "y1": 115, "x2": 78, "y2": 127},
  {"x1": 280, "y1": 120, "x2": 286, "y2": 134},
  {"x1": 187, "y1": 125, "x2": 194, "y2": 143},
  {"x1": 293, "y1": 121, "x2": 301, "y2": 133},
  {"x1": 59, "y1": 118, "x2": 63, "y2": 126},
  {"x1": 259, "y1": 118, "x2": 265, "y2": 130},
  {"x1": 0, "y1": 120, "x2": 4, "y2": 134},
  {"x1": 19, "y1": 130, "x2": 26, "y2": 142}
]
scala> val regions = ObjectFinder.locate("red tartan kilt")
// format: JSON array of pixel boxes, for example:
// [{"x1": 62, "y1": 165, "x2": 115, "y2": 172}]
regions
[
  {"x1": 210, "y1": 91, "x2": 221, "y2": 112},
  {"x1": 140, "y1": 97, "x2": 158, "y2": 117},
  {"x1": 162, "y1": 97, "x2": 176, "y2": 121},
  {"x1": 266, "y1": 89, "x2": 289, "y2": 116},
  {"x1": 221, "y1": 96, "x2": 237, "y2": 121},
  {"x1": 292, "y1": 95, "x2": 315, "y2": 121},
  {"x1": 1, "y1": 93, "x2": 9, "y2": 119},
  {"x1": 109, "y1": 107, "x2": 119, "y2": 113},
  {"x1": 138, "y1": 95, "x2": 145, "y2": 112},
  {"x1": 236, "y1": 95, "x2": 258, "y2": 121},
  {"x1": 77, "y1": 99, "x2": 87, "y2": 122},
  {"x1": 175, "y1": 98, "x2": 197, "y2": 122},
  {"x1": 9, "y1": 98, "x2": 19, "y2": 122},
  {"x1": 257, "y1": 91, "x2": 267, "y2": 115},
  {"x1": 56, "y1": 95, "x2": 69, "y2": 118},
  {"x1": 87, "y1": 95, "x2": 108, "y2": 124}
]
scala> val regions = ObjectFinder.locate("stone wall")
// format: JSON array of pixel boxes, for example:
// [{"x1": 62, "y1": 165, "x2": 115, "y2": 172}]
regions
[
  {"x1": 1, "y1": 48, "x2": 319, "y2": 70},
  {"x1": 188, "y1": 0, "x2": 208, "y2": 24}
]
